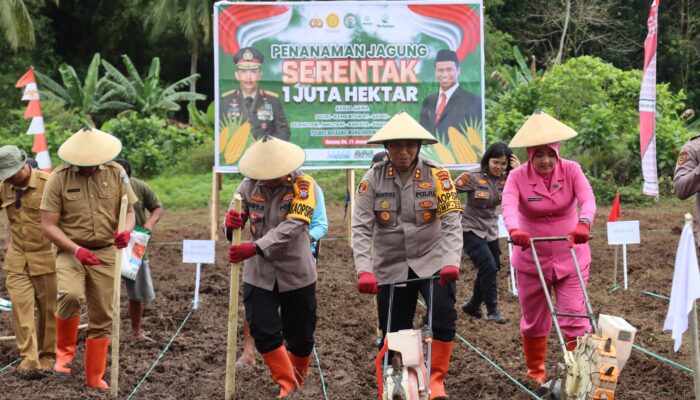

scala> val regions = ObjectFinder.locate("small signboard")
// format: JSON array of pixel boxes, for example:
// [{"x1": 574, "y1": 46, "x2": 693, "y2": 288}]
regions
[
  {"x1": 183, "y1": 240, "x2": 216, "y2": 264},
  {"x1": 607, "y1": 221, "x2": 641, "y2": 245},
  {"x1": 498, "y1": 215, "x2": 508, "y2": 238}
]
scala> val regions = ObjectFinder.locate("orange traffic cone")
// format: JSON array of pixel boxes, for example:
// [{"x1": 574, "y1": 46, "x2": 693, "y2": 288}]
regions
[
  {"x1": 54, "y1": 316, "x2": 79, "y2": 374},
  {"x1": 85, "y1": 338, "x2": 110, "y2": 389},
  {"x1": 262, "y1": 345, "x2": 298, "y2": 398},
  {"x1": 288, "y1": 352, "x2": 312, "y2": 387},
  {"x1": 522, "y1": 336, "x2": 547, "y2": 384},
  {"x1": 430, "y1": 339, "x2": 454, "y2": 400}
]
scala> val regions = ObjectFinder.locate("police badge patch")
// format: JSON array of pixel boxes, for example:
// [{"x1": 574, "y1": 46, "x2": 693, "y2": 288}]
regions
[
  {"x1": 358, "y1": 181, "x2": 368, "y2": 195},
  {"x1": 297, "y1": 180, "x2": 310, "y2": 199},
  {"x1": 678, "y1": 151, "x2": 688, "y2": 165}
]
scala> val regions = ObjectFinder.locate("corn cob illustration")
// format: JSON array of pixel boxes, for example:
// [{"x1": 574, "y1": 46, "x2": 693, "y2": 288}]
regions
[
  {"x1": 218, "y1": 127, "x2": 230, "y2": 154},
  {"x1": 448, "y1": 127, "x2": 477, "y2": 164},
  {"x1": 224, "y1": 122, "x2": 251, "y2": 164},
  {"x1": 433, "y1": 142, "x2": 456, "y2": 164}
]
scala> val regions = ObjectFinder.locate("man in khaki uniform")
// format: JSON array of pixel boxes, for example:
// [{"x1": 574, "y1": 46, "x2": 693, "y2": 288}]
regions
[
  {"x1": 0, "y1": 145, "x2": 56, "y2": 374},
  {"x1": 40, "y1": 127, "x2": 137, "y2": 389},
  {"x1": 352, "y1": 112, "x2": 463, "y2": 400},
  {"x1": 224, "y1": 136, "x2": 318, "y2": 398}
]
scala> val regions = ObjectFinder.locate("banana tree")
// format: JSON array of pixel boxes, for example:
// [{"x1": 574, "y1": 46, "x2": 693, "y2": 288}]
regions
[
  {"x1": 35, "y1": 53, "x2": 131, "y2": 124},
  {"x1": 102, "y1": 54, "x2": 206, "y2": 117}
]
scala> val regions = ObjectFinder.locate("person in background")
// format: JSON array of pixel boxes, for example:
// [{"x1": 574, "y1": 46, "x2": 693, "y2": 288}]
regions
[
  {"x1": 501, "y1": 110, "x2": 595, "y2": 391},
  {"x1": 352, "y1": 112, "x2": 463, "y2": 400},
  {"x1": 114, "y1": 158, "x2": 163, "y2": 342},
  {"x1": 455, "y1": 142, "x2": 519, "y2": 324},
  {"x1": 41, "y1": 127, "x2": 137, "y2": 389},
  {"x1": 0, "y1": 146, "x2": 56, "y2": 375},
  {"x1": 224, "y1": 136, "x2": 319, "y2": 397}
]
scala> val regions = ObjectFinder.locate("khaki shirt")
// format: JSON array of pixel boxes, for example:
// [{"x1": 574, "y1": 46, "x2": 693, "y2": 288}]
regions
[
  {"x1": 455, "y1": 169, "x2": 506, "y2": 241},
  {"x1": 674, "y1": 137, "x2": 700, "y2": 238},
  {"x1": 40, "y1": 162, "x2": 138, "y2": 248},
  {"x1": 0, "y1": 168, "x2": 54, "y2": 275},
  {"x1": 231, "y1": 170, "x2": 317, "y2": 292},
  {"x1": 352, "y1": 158, "x2": 463, "y2": 284}
]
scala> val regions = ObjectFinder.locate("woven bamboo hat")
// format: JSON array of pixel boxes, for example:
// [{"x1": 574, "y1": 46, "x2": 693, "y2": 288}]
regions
[
  {"x1": 367, "y1": 112, "x2": 438, "y2": 145},
  {"x1": 238, "y1": 136, "x2": 305, "y2": 180},
  {"x1": 58, "y1": 127, "x2": 122, "y2": 166},
  {"x1": 508, "y1": 110, "x2": 578, "y2": 148},
  {"x1": 0, "y1": 146, "x2": 27, "y2": 181}
]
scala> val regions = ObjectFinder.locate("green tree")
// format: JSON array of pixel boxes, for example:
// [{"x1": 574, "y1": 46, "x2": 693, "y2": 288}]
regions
[
  {"x1": 146, "y1": 0, "x2": 212, "y2": 99},
  {"x1": 102, "y1": 55, "x2": 205, "y2": 116},
  {"x1": 34, "y1": 53, "x2": 130, "y2": 124}
]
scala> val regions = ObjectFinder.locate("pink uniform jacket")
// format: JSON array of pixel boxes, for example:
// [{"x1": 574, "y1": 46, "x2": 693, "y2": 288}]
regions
[{"x1": 502, "y1": 158, "x2": 596, "y2": 279}]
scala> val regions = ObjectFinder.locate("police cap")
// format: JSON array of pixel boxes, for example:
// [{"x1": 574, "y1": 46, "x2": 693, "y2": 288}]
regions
[{"x1": 233, "y1": 47, "x2": 264, "y2": 70}]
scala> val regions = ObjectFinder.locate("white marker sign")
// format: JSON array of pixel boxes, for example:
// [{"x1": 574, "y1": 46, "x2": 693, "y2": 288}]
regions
[
  {"x1": 498, "y1": 215, "x2": 517, "y2": 296},
  {"x1": 183, "y1": 240, "x2": 216, "y2": 264},
  {"x1": 497, "y1": 214, "x2": 508, "y2": 238},
  {"x1": 182, "y1": 240, "x2": 216, "y2": 309},
  {"x1": 607, "y1": 221, "x2": 640, "y2": 245}
]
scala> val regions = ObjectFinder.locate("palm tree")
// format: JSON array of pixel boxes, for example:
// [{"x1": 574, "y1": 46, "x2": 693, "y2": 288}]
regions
[
  {"x1": 1, "y1": 0, "x2": 35, "y2": 51},
  {"x1": 102, "y1": 54, "x2": 205, "y2": 116},
  {"x1": 146, "y1": 0, "x2": 212, "y2": 98}
]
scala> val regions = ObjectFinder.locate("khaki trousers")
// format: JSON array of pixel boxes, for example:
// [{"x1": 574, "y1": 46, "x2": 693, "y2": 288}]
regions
[
  {"x1": 55, "y1": 246, "x2": 116, "y2": 339},
  {"x1": 6, "y1": 267, "x2": 57, "y2": 368}
]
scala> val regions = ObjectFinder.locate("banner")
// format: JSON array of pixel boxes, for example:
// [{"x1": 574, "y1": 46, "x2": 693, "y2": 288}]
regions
[
  {"x1": 639, "y1": 0, "x2": 659, "y2": 197},
  {"x1": 214, "y1": 1, "x2": 485, "y2": 172},
  {"x1": 15, "y1": 68, "x2": 52, "y2": 172}
]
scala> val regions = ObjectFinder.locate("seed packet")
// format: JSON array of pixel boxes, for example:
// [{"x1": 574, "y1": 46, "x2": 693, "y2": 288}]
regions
[{"x1": 121, "y1": 227, "x2": 151, "y2": 281}]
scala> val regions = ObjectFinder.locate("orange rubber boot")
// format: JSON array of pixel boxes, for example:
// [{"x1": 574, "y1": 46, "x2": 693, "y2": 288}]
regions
[
  {"x1": 288, "y1": 352, "x2": 312, "y2": 387},
  {"x1": 522, "y1": 336, "x2": 547, "y2": 385},
  {"x1": 262, "y1": 345, "x2": 298, "y2": 398},
  {"x1": 429, "y1": 339, "x2": 454, "y2": 400},
  {"x1": 54, "y1": 316, "x2": 80, "y2": 374},
  {"x1": 85, "y1": 338, "x2": 110, "y2": 389},
  {"x1": 564, "y1": 335, "x2": 578, "y2": 352}
]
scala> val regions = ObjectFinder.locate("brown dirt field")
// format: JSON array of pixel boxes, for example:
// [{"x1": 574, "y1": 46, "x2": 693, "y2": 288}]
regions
[{"x1": 0, "y1": 201, "x2": 697, "y2": 399}]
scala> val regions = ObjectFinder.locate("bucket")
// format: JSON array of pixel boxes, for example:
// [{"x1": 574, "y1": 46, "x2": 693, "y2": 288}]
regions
[{"x1": 598, "y1": 314, "x2": 636, "y2": 371}]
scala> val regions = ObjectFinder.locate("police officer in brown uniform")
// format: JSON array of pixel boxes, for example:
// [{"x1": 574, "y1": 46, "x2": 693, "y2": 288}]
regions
[
  {"x1": 0, "y1": 145, "x2": 56, "y2": 374},
  {"x1": 352, "y1": 112, "x2": 463, "y2": 400},
  {"x1": 225, "y1": 136, "x2": 318, "y2": 398},
  {"x1": 220, "y1": 47, "x2": 290, "y2": 141},
  {"x1": 40, "y1": 127, "x2": 137, "y2": 389},
  {"x1": 674, "y1": 136, "x2": 700, "y2": 227}
]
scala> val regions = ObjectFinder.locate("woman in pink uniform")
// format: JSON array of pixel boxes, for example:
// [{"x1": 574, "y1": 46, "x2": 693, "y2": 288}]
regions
[{"x1": 501, "y1": 110, "x2": 596, "y2": 388}]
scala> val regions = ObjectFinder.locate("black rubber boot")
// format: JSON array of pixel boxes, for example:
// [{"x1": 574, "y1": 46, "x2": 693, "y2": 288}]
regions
[{"x1": 460, "y1": 300, "x2": 483, "y2": 319}]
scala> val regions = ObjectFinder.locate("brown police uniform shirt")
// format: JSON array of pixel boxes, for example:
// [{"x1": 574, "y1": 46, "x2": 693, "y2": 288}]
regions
[
  {"x1": 0, "y1": 168, "x2": 54, "y2": 275},
  {"x1": 674, "y1": 137, "x2": 700, "y2": 239},
  {"x1": 455, "y1": 169, "x2": 506, "y2": 241},
  {"x1": 40, "y1": 162, "x2": 138, "y2": 248},
  {"x1": 352, "y1": 158, "x2": 463, "y2": 284},
  {"x1": 231, "y1": 170, "x2": 317, "y2": 292}
]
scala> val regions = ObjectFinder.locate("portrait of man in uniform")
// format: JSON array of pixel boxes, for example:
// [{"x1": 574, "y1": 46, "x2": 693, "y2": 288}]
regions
[
  {"x1": 419, "y1": 49, "x2": 482, "y2": 145},
  {"x1": 220, "y1": 47, "x2": 290, "y2": 141}
]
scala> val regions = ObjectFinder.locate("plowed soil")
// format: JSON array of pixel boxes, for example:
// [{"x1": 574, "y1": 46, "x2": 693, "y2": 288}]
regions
[{"x1": 0, "y1": 201, "x2": 697, "y2": 399}]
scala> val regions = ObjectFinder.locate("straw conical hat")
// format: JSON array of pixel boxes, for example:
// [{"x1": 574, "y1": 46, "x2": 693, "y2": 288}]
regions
[
  {"x1": 58, "y1": 127, "x2": 122, "y2": 166},
  {"x1": 508, "y1": 110, "x2": 578, "y2": 148},
  {"x1": 367, "y1": 112, "x2": 438, "y2": 144},
  {"x1": 238, "y1": 136, "x2": 305, "y2": 180}
]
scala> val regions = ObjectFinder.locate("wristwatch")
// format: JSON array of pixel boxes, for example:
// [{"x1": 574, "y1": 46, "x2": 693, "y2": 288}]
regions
[{"x1": 578, "y1": 218, "x2": 591, "y2": 226}]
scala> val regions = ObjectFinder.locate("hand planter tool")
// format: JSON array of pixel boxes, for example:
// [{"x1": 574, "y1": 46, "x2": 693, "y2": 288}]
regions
[
  {"x1": 375, "y1": 276, "x2": 438, "y2": 400},
  {"x1": 527, "y1": 236, "x2": 620, "y2": 400},
  {"x1": 225, "y1": 194, "x2": 243, "y2": 400},
  {"x1": 111, "y1": 195, "x2": 128, "y2": 397}
]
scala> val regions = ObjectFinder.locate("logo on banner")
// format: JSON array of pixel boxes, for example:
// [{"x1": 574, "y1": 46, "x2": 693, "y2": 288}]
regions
[
  {"x1": 309, "y1": 16, "x2": 323, "y2": 28},
  {"x1": 344, "y1": 14, "x2": 359, "y2": 29},
  {"x1": 326, "y1": 13, "x2": 339, "y2": 28}
]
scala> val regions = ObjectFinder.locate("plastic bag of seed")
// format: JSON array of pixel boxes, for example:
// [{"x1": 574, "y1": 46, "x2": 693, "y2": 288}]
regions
[{"x1": 121, "y1": 227, "x2": 151, "y2": 281}]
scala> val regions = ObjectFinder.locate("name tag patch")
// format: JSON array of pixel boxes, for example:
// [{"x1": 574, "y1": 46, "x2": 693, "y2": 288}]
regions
[{"x1": 527, "y1": 197, "x2": 542, "y2": 202}]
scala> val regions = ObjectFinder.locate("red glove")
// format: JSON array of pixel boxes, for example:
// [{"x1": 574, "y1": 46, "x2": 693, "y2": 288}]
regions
[
  {"x1": 75, "y1": 247, "x2": 102, "y2": 266},
  {"x1": 113, "y1": 230, "x2": 131, "y2": 249},
  {"x1": 225, "y1": 209, "x2": 245, "y2": 230},
  {"x1": 509, "y1": 228, "x2": 532, "y2": 249},
  {"x1": 568, "y1": 222, "x2": 590, "y2": 247},
  {"x1": 357, "y1": 272, "x2": 379, "y2": 294},
  {"x1": 438, "y1": 265, "x2": 460, "y2": 285},
  {"x1": 229, "y1": 242, "x2": 257, "y2": 263}
]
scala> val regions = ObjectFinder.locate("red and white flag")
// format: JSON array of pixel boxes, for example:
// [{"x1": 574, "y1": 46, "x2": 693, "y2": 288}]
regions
[
  {"x1": 639, "y1": 0, "x2": 659, "y2": 197},
  {"x1": 608, "y1": 192, "x2": 621, "y2": 222},
  {"x1": 15, "y1": 68, "x2": 51, "y2": 172}
]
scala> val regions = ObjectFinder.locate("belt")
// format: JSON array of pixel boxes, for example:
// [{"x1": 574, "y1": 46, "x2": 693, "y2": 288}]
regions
[{"x1": 83, "y1": 243, "x2": 113, "y2": 251}]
